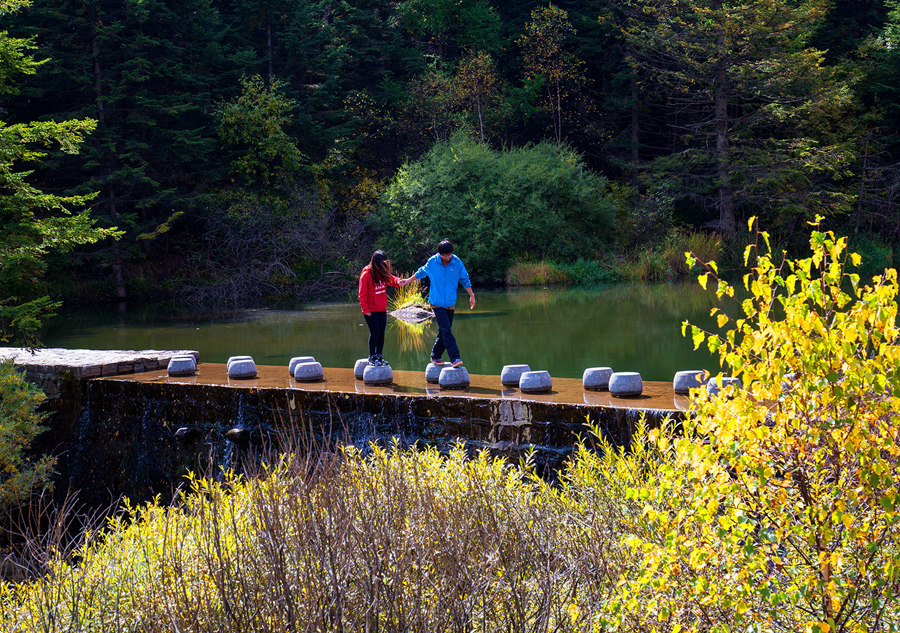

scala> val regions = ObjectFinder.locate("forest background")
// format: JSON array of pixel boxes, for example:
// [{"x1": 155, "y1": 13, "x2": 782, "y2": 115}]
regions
[{"x1": 2, "y1": 0, "x2": 900, "y2": 329}]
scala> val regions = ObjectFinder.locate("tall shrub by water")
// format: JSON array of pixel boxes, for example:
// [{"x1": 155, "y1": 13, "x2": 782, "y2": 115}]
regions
[{"x1": 375, "y1": 132, "x2": 615, "y2": 281}]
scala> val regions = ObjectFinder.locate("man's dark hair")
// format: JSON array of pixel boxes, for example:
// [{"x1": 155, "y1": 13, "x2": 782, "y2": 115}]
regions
[{"x1": 438, "y1": 239, "x2": 453, "y2": 255}]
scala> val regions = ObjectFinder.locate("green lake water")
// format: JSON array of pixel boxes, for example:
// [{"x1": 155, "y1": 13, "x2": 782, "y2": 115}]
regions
[{"x1": 42, "y1": 284, "x2": 726, "y2": 381}]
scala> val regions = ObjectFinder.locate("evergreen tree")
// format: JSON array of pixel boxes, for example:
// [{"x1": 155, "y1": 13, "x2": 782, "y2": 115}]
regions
[
  {"x1": 621, "y1": 0, "x2": 856, "y2": 237},
  {"x1": 277, "y1": 0, "x2": 415, "y2": 167},
  {"x1": 9, "y1": 0, "x2": 251, "y2": 303},
  {"x1": 851, "y1": 0, "x2": 900, "y2": 240}
]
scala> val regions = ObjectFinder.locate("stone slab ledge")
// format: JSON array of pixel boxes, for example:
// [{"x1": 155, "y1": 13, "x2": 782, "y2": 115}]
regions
[{"x1": 0, "y1": 347, "x2": 200, "y2": 380}]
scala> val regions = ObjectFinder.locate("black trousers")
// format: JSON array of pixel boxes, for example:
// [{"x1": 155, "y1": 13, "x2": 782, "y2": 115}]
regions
[
  {"x1": 363, "y1": 311, "x2": 387, "y2": 356},
  {"x1": 431, "y1": 307, "x2": 460, "y2": 361}
]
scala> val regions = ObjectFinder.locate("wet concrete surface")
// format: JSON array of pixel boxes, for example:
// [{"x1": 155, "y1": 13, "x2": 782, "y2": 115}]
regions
[
  {"x1": 107, "y1": 363, "x2": 691, "y2": 412},
  {"x1": 43, "y1": 362, "x2": 694, "y2": 506}
]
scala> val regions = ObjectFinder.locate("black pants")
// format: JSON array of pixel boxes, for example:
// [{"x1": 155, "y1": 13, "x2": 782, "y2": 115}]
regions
[
  {"x1": 431, "y1": 307, "x2": 460, "y2": 361},
  {"x1": 363, "y1": 311, "x2": 387, "y2": 356}
]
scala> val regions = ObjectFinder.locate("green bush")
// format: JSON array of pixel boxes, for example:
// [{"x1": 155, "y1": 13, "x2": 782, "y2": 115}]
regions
[
  {"x1": 506, "y1": 258, "x2": 616, "y2": 287},
  {"x1": 850, "y1": 232, "x2": 894, "y2": 280},
  {"x1": 555, "y1": 258, "x2": 616, "y2": 285},
  {"x1": 0, "y1": 362, "x2": 55, "y2": 507},
  {"x1": 620, "y1": 229, "x2": 722, "y2": 282},
  {"x1": 375, "y1": 132, "x2": 616, "y2": 282}
]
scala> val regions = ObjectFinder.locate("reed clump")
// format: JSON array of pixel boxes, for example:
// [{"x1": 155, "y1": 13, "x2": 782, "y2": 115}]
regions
[
  {"x1": 0, "y1": 427, "x2": 662, "y2": 632},
  {"x1": 388, "y1": 274, "x2": 428, "y2": 312}
]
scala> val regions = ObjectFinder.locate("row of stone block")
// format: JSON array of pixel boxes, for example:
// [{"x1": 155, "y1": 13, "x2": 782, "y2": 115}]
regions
[
  {"x1": 217, "y1": 354, "x2": 742, "y2": 399},
  {"x1": 580, "y1": 367, "x2": 742, "y2": 398}
]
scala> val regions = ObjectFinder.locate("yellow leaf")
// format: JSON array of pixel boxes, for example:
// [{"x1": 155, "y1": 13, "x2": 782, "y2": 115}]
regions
[{"x1": 698, "y1": 273, "x2": 708, "y2": 290}]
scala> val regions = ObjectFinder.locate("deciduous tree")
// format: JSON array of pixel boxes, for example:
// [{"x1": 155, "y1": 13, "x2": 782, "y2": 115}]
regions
[
  {"x1": 517, "y1": 4, "x2": 589, "y2": 144},
  {"x1": 216, "y1": 74, "x2": 306, "y2": 187},
  {"x1": 608, "y1": 219, "x2": 900, "y2": 630},
  {"x1": 452, "y1": 51, "x2": 501, "y2": 144}
]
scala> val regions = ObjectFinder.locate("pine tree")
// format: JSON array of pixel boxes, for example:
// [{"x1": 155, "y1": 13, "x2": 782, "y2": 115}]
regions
[
  {"x1": 1, "y1": 0, "x2": 118, "y2": 345},
  {"x1": 622, "y1": 0, "x2": 856, "y2": 237},
  {"x1": 8, "y1": 0, "x2": 251, "y2": 303}
]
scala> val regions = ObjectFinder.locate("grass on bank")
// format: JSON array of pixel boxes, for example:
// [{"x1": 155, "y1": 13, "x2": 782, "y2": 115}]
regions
[{"x1": 506, "y1": 229, "x2": 724, "y2": 286}]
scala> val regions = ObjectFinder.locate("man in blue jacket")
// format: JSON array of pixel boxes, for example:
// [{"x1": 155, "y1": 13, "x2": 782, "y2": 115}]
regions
[{"x1": 404, "y1": 239, "x2": 475, "y2": 367}]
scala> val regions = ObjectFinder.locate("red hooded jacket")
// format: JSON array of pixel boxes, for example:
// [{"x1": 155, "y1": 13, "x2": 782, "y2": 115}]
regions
[{"x1": 359, "y1": 265, "x2": 400, "y2": 313}]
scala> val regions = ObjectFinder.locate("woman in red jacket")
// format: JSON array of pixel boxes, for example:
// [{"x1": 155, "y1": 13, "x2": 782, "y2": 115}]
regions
[{"x1": 358, "y1": 250, "x2": 401, "y2": 366}]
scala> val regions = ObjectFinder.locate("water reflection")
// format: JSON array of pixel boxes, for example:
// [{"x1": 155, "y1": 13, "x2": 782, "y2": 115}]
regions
[{"x1": 43, "y1": 284, "x2": 723, "y2": 381}]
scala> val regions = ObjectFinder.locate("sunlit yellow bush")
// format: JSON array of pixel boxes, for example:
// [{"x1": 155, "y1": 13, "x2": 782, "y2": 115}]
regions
[
  {"x1": 605, "y1": 218, "x2": 900, "y2": 632},
  {"x1": 0, "y1": 439, "x2": 649, "y2": 632}
]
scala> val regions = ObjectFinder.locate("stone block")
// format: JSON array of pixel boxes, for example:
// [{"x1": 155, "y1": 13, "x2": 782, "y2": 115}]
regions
[
  {"x1": 425, "y1": 362, "x2": 443, "y2": 383},
  {"x1": 354, "y1": 358, "x2": 370, "y2": 380},
  {"x1": 167, "y1": 356, "x2": 197, "y2": 377},
  {"x1": 293, "y1": 361, "x2": 324, "y2": 382},
  {"x1": 609, "y1": 371, "x2": 643, "y2": 397},
  {"x1": 500, "y1": 364, "x2": 531, "y2": 387},
  {"x1": 439, "y1": 366, "x2": 470, "y2": 390},
  {"x1": 519, "y1": 370, "x2": 552, "y2": 393},
  {"x1": 363, "y1": 364, "x2": 393, "y2": 386},
  {"x1": 673, "y1": 370, "x2": 706, "y2": 394},
  {"x1": 289, "y1": 356, "x2": 317, "y2": 375},
  {"x1": 74, "y1": 364, "x2": 102, "y2": 379},
  {"x1": 227, "y1": 356, "x2": 253, "y2": 372},
  {"x1": 228, "y1": 359, "x2": 257, "y2": 379},
  {"x1": 582, "y1": 367, "x2": 613, "y2": 391},
  {"x1": 706, "y1": 376, "x2": 741, "y2": 398},
  {"x1": 101, "y1": 362, "x2": 118, "y2": 375}
]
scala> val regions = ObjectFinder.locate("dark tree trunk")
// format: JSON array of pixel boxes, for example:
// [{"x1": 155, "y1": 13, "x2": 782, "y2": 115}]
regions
[
  {"x1": 714, "y1": 59, "x2": 735, "y2": 237},
  {"x1": 92, "y1": 18, "x2": 127, "y2": 302}
]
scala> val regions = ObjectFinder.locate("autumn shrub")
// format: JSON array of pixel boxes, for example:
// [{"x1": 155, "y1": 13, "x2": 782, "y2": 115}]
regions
[
  {"x1": 1, "y1": 436, "x2": 662, "y2": 633},
  {"x1": 603, "y1": 219, "x2": 900, "y2": 632},
  {"x1": 0, "y1": 363, "x2": 54, "y2": 508}
]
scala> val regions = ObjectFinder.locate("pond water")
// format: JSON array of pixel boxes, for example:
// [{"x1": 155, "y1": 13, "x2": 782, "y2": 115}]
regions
[{"x1": 42, "y1": 284, "x2": 727, "y2": 381}]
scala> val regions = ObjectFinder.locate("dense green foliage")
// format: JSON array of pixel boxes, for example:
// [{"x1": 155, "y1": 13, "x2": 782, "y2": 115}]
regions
[
  {"x1": 0, "y1": 0, "x2": 119, "y2": 345},
  {"x1": 376, "y1": 133, "x2": 615, "y2": 280},
  {"x1": 0, "y1": 0, "x2": 897, "y2": 305}
]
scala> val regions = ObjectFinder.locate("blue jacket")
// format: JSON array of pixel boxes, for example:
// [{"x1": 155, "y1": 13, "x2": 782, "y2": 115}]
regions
[{"x1": 414, "y1": 253, "x2": 472, "y2": 308}]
